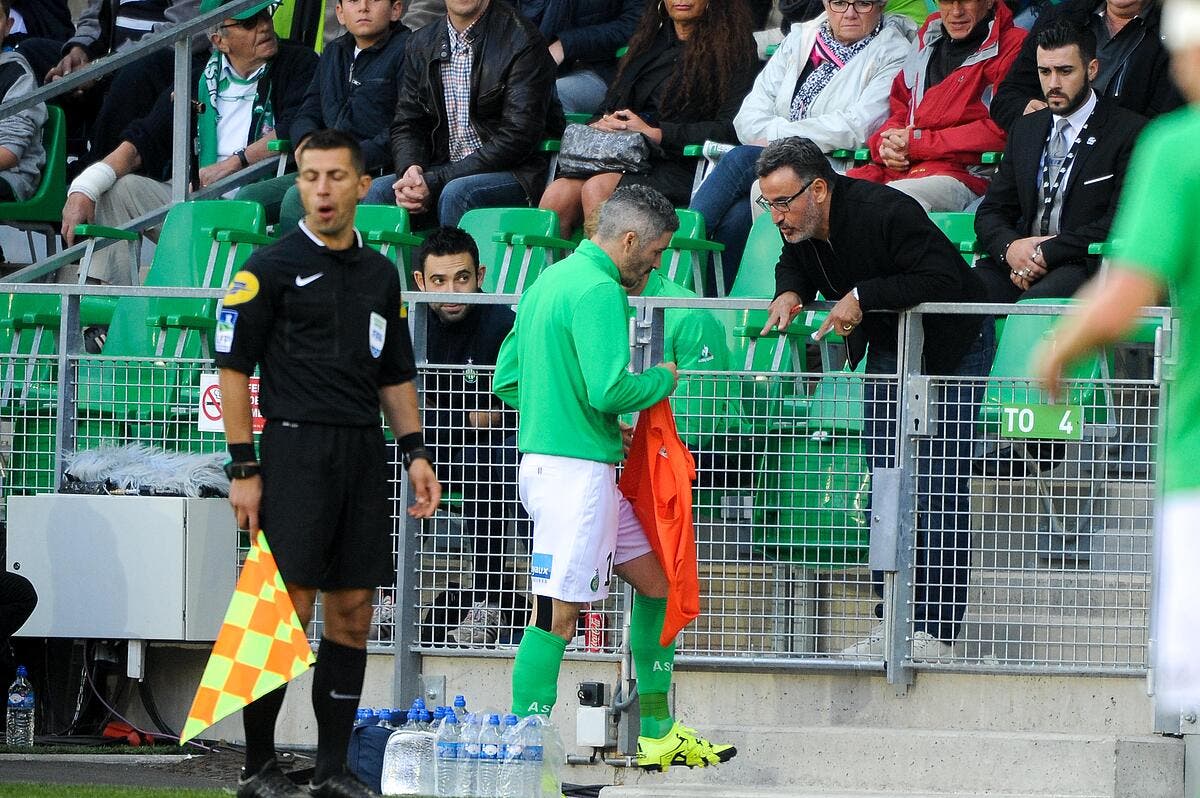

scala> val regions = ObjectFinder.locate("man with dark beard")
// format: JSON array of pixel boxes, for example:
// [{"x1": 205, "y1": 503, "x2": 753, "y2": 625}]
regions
[{"x1": 974, "y1": 18, "x2": 1147, "y2": 302}]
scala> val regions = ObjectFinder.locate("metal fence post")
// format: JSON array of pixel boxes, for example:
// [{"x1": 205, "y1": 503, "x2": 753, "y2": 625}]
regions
[
  {"x1": 171, "y1": 36, "x2": 192, "y2": 204},
  {"x1": 392, "y1": 301, "x2": 429, "y2": 707},
  {"x1": 51, "y1": 293, "x2": 82, "y2": 487},
  {"x1": 887, "y1": 310, "x2": 924, "y2": 687}
]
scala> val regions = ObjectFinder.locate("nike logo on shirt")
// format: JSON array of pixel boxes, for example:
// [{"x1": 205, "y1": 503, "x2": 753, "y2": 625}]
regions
[{"x1": 295, "y1": 273, "x2": 324, "y2": 287}]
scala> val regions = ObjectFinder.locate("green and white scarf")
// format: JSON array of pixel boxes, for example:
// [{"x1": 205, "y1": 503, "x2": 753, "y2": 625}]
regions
[{"x1": 195, "y1": 50, "x2": 275, "y2": 168}]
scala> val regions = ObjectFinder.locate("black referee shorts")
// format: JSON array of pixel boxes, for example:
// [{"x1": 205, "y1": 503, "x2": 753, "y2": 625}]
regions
[{"x1": 260, "y1": 420, "x2": 393, "y2": 590}]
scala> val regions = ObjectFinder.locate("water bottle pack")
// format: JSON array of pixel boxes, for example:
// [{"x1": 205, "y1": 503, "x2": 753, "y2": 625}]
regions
[
  {"x1": 6, "y1": 665, "x2": 34, "y2": 747},
  {"x1": 373, "y1": 693, "x2": 562, "y2": 797}
]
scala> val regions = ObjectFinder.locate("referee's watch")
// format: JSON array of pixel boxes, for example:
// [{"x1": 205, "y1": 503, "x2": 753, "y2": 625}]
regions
[{"x1": 224, "y1": 461, "x2": 261, "y2": 480}]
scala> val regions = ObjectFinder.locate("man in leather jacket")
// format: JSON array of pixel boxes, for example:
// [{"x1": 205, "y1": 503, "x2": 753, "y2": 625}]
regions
[{"x1": 364, "y1": 0, "x2": 564, "y2": 226}]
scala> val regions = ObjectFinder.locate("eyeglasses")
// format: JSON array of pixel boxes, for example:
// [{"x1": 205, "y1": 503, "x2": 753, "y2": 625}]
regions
[
  {"x1": 827, "y1": 0, "x2": 880, "y2": 12},
  {"x1": 219, "y1": 8, "x2": 273, "y2": 30},
  {"x1": 754, "y1": 179, "x2": 815, "y2": 213}
]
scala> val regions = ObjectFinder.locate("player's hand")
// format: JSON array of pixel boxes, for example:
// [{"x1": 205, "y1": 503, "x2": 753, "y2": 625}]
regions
[
  {"x1": 620, "y1": 420, "x2": 634, "y2": 459},
  {"x1": 762, "y1": 291, "x2": 801, "y2": 335},
  {"x1": 659, "y1": 361, "x2": 679, "y2": 390},
  {"x1": 814, "y1": 290, "x2": 863, "y2": 341},
  {"x1": 406, "y1": 459, "x2": 442, "y2": 518},
  {"x1": 228, "y1": 474, "x2": 262, "y2": 534},
  {"x1": 1034, "y1": 337, "x2": 1065, "y2": 403},
  {"x1": 61, "y1": 193, "x2": 96, "y2": 246}
]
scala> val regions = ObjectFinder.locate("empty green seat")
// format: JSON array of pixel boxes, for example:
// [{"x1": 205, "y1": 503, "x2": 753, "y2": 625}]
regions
[
  {"x1": 928, "y1": 211, "x2": 979, "y2": 263},
  {"x1": 356, "y1": 204, "x2": 423, "y2": 289},
  {"x1": 457, "y1": 207, "x2": 574, "y2": 294}
]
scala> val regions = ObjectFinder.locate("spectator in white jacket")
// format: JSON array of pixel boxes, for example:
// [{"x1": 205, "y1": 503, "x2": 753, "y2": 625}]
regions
[{"x1": 690, "y1": 1, "x2": 914, "y2": 289}]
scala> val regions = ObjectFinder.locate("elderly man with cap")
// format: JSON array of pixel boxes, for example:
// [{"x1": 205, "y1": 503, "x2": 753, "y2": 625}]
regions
[
  {"x1": 57, "y1": 0, "x2": 316, "y2": 286},
  {"x1": 1037, "y1": 0, "x2": 1200, "y2": 725}
]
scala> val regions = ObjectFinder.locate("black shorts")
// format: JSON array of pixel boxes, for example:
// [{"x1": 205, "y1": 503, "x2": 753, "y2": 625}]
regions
[{"x1": 260, "y1": 420, "x2": 393, "y2": 590}]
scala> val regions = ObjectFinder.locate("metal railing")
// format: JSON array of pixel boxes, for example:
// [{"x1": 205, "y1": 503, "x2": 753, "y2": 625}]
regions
[{"x1": 0, "y1": 286, "x2": 1172, "y2": 705}]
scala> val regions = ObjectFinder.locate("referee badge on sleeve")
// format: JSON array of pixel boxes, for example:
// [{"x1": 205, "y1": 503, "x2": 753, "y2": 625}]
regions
[
  {"x1": 215, "y1": 310, "x2": 237, "y2": 353},
  {"x1": 368, "y1": 312, "x2": 387, "y2": 358}
]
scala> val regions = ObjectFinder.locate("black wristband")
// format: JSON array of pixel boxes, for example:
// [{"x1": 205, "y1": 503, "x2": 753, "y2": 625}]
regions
[
  {"x1": 397, "y1": 432, "x2": 430, "y2": 468},
  {"x1": 228, "y1": 442, "x2": 257, "y2": 463},
  {"x1": 236, "y1": 148, "x2": 249, "y2": 168}
]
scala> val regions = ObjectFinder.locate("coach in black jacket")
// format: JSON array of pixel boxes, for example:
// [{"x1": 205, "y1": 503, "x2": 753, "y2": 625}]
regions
[
  {"x1": 976, "y1": 20, "x2": 1146, "y2": 302},
  {"x1": 368, "y1": 0, "x2": 564, "y2": 226},
  {"x1": 991, "y1": 0, "x2": 1179, "y2": 130},
  {"x1": 759, "y1": 136, "x2": 990, "y2": 658}
]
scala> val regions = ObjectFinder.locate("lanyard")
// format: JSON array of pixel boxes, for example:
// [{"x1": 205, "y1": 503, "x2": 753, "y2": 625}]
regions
[{"x1": 1038, "y1": 117, "x2": 1089, "y2": 236}]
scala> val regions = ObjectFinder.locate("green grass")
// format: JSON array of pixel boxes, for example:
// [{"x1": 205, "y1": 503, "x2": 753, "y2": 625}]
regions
[{"x1": 0, "y1": 788, "x2": 227, "y2": 797}]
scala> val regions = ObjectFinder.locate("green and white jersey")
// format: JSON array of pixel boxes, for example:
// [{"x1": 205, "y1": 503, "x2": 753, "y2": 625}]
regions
[
  {"x1": 494, "y1": 240, "x2": 675, "y2": 464},
  {"x1": 1110, "y1": 105, "x2": 1200, "y2": 494}
]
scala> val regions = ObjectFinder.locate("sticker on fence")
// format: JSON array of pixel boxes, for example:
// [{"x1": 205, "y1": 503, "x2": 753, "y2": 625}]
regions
[
  {"x1": 998, "y1": 403, "x2": 1083, "y2": 441},
  {"x1": 197, "y1": 373, "x2": 263, "y2": 433}
]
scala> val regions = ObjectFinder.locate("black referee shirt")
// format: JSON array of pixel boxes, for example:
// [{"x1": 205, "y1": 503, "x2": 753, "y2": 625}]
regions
[{"x1": 214, "y1": 223, "x2": 417, "y2": 427}]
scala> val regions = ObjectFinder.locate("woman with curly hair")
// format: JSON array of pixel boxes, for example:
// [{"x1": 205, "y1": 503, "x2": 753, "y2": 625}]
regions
[{"x1": 540, "y1": 0, "x2": 757, "y2": 238}]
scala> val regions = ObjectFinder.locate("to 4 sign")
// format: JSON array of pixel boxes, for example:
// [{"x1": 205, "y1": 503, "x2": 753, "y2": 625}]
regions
[{"x1": 998, "y1": 403, "x2": 1083, "y2": 441}]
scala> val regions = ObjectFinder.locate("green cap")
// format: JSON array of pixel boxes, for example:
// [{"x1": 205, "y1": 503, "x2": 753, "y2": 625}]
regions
[{"x1": 198, "y1": 0, "x2": 280, "y2": 20}]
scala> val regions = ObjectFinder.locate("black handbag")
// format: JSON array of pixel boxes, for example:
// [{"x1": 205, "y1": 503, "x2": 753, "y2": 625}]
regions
[{"x1": 556, "y1": 122, "x2": 653, "y2": 178}]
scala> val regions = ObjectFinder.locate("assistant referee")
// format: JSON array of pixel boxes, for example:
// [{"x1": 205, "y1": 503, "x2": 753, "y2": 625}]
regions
[{"x1": 216, "y1": 129, "x2": 441, "y2": 798}]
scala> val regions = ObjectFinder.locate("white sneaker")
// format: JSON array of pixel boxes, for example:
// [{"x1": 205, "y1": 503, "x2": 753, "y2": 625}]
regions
[
  {"x1": 840, "y1": 621, "x2": 885, "y2": 657},
  {"x1": 446, "y1": 601, "x2": 501, "y2": 645},
  {"x1": 909, "y1": 630, "x2": 955, "y2": 660}
]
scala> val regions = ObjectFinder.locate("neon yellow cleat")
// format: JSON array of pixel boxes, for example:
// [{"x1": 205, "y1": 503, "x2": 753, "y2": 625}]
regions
[{"x1": 636, "y1": 721, "x2": 737, "y2": 772}]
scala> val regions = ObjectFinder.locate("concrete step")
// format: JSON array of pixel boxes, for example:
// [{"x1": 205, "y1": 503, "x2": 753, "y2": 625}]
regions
[
  {"x1": 613, "y1": 726, "x2": 1180, "y2": 798},
  {"x1": 601, "y1": 788, "x2": 1106, "y2": 798}
]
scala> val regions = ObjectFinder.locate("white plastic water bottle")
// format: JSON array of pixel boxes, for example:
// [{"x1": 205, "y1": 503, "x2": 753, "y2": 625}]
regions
[
  {"x1": 453, "y1": 694, "x2": 468, "y2": 722},
  {"x1": 429, "y1": 706, "x2": 446, "y2": 732},
  {"x1": 536, "y1": 715, "x2": 563, "y2": 798},
  {"x1": 380, "y1": 721, "x2": 435, "y2": 795},
  {"x1": 5, "y1": 666, "x2": 34, "y2": 747},
  {"x1": 475, "y1": 714, "x2": 502, "y2": 798},
  {"x1": 495, "y1": 714, "x2": 524, "y2": 798},
  {"x1": 521, "y1": 717, "x2": 545, "y2": 797},
  {"x1": 433, "y1": 712, "x2": 460, "y2": 797},
  {"x1": 456, "y1": 713, "x2": 481, "y2": 798}
]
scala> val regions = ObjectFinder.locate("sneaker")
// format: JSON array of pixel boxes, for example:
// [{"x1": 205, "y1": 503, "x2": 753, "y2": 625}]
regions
[
  {"x1": 236, "y1": 760, "x2": 307, "y2": 798},
  {"x1": 840, "y1": 621, "x2": 885, "y2": 657},
  {"x1": 445, "y1": 601, "x2": 501, "y2": 645},
  {"x1": 637, "y1": 720, "x2": 737, "y2": 772},
  {"x1": 909, "y1": 631, "x2": 955, "y2": 660},
  {"x1": 308, "y1": 769, "x2": 380, "y2": 797}
]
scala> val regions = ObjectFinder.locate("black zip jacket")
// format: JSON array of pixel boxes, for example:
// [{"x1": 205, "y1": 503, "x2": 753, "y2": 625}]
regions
[
  {"x1": 775, "y1": 175, "x2": 985, "y2": 374},
  {"x1": 291, "y1": 24, "x2": 411, "y2": 175},
  {"x1": 389, "y1": 0, "x2": 564, "y2": 204},
  {"x1": 122, "y1": 41, "x2": 318, "y2": 184}
]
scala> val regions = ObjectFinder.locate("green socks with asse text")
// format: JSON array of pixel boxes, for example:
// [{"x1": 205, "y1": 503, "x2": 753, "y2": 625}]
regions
[
  {"x1": 511, "y1": 625, "x2": 567, "y2": 717},
  {"x1": 630, "y1": 594, "x2": 676, "y2": 739}
]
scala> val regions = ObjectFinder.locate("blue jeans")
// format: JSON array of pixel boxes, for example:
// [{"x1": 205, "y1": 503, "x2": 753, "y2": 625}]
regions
[
  {"x1": 688, "y1": 144, "x2": 763, "y2": 294},
  {"x1": 865, "y1": 320, "x2": 994, "y2": 643},
  {"x1": 555, "y1": 68, "x2": 608, "y2": 116},
  {"x1": 362, "y1": 171, "x2": 529, "y2": 227}
]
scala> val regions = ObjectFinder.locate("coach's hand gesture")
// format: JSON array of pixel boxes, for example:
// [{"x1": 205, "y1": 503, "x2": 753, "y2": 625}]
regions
[{"x1": 762, "y1": 291, "x2": 801, "y2": 335}]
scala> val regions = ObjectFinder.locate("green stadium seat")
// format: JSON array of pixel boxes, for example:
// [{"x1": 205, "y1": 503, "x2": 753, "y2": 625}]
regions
[
  {"x1": 928, "y1": 211, "x2": 980, "y2": 263},
  {"x1": 458, "y1": 207, "x2": 575, "y2": 294},
  {"x1": 0, "y1": 105, "x2": 67, "y2": 260},
  {"x1": 355, "y1": 204, "x2": 423, "y2": 289}
]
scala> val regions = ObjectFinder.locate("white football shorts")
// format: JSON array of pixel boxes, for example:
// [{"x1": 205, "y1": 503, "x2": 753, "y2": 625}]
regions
[{"x1": 518, "y1": 453, "x2": 653, "y2": 603}]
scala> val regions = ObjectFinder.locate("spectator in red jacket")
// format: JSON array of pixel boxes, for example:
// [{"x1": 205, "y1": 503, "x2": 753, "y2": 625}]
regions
[{"x1": 848, "y1": 0, "x2": 1026, "y2": 211}]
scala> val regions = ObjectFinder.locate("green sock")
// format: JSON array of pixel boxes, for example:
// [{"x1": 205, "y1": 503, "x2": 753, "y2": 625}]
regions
[
  {"x1": 511, "y1": 626, "x2": 567, "y2": 717},
  {"x1": 630, "y1": 594, "x2": 676, "y2": 739}
]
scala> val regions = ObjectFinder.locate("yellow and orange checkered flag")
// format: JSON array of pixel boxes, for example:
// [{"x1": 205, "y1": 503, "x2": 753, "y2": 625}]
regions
[{"x1": 180, "y1": 531, "x2": 315, "y2": 744}]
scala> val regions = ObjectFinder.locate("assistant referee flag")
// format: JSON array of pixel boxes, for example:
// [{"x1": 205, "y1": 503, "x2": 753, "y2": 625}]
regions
[{"x1": 181, "y1": 531, "x2": 315, "y2": 744}]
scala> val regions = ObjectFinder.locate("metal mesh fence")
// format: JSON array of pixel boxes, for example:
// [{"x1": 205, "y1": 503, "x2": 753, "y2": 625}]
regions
[
  {"x1": 911, "y1": 368, "x2": 1157, "y2": 672},
  {"x1": 0, "y1": 293, "x2": 1168, "y2": 673}
]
